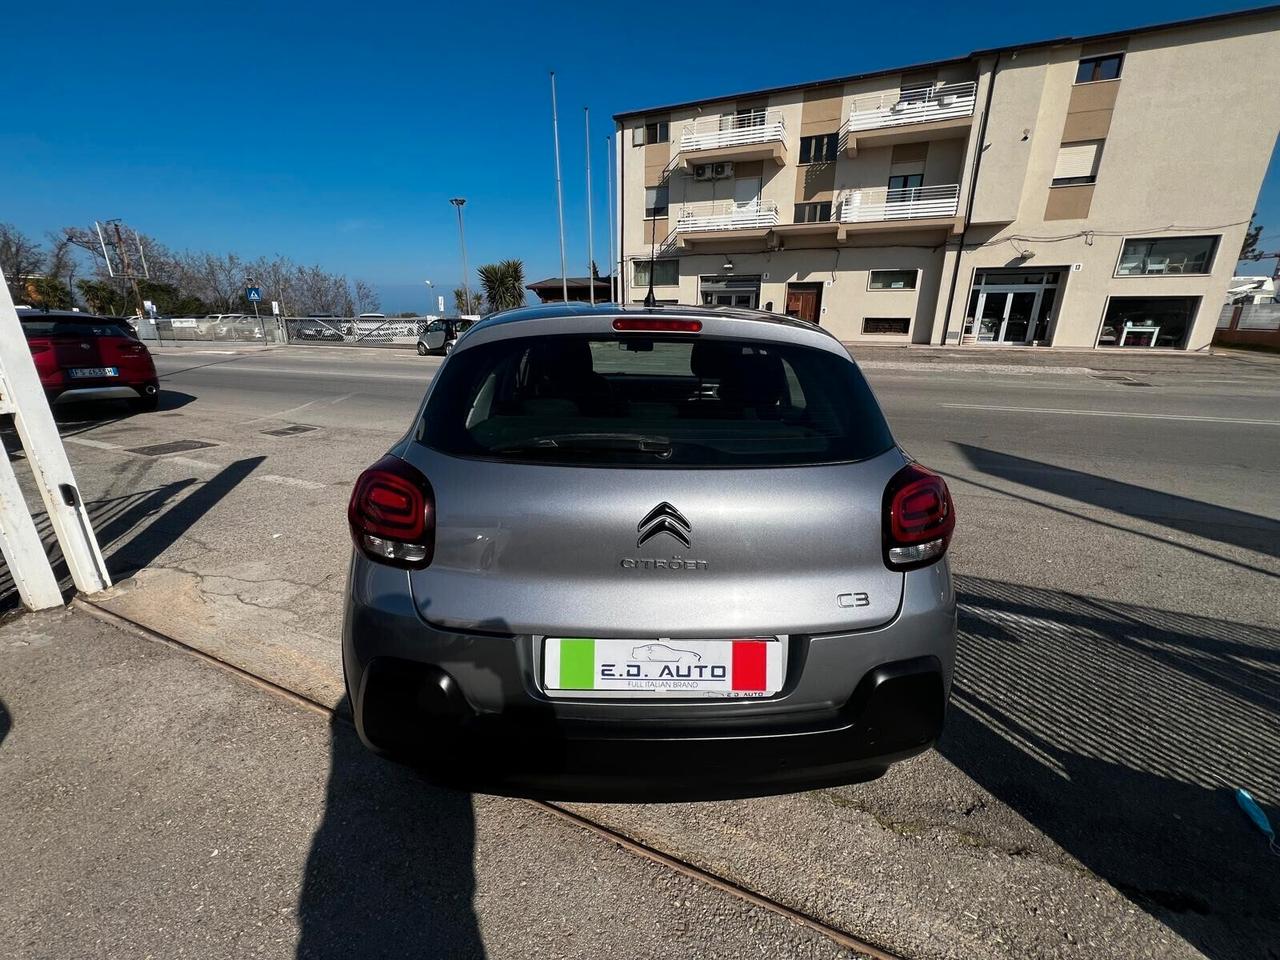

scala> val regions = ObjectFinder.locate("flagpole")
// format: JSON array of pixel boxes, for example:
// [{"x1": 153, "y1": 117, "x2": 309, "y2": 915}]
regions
[
  {"x1": 584, "y1": 107, "x2": 596, "y2": 305},
  {"x1": 605, "y1": 134, "x2": 617, "y2": 303},
  {"x1": 550, "y1": 71, "x2": 569, "y2": 303}
]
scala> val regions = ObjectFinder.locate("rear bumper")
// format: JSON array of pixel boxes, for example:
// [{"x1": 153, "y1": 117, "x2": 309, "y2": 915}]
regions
[
  {"x1": 343, "y1": 555, "x2": 956, "y2": 801},
  {"x1": 354, "y1": 653, "x2": 945, "y2": 800}
]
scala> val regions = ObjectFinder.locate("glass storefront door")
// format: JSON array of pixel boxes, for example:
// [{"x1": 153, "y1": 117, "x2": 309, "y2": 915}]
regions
[{"x1": 965, "y1": 271, "x2": 1063, "y2": 345}]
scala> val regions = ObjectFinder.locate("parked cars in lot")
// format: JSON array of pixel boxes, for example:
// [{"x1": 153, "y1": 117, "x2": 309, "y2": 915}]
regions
[
  {"x1": 344, "y1": 303, "x2": 957, "y2": 799},
  {"x1": 416, "y1": 317, "x2": 475, "y2": 355},
  {"x1": 22, "y1": 311, "x2": 159, "y2": 412}
]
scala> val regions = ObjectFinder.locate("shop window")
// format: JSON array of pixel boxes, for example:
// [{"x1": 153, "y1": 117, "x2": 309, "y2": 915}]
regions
[
  {"x1": 633, "y1": 259, "x2": 679, "y2": 287},
  {"x1": 1116, "y1": 236, "x2": 1218, "y2": 276},
  {"x1": 869, "y1": 270, "x2": 918, "y2": 290},
  {"x1": 1097, "y1": 297, "x2": 1198, "y2": 349},
  {"x1": 863, "y1": 317, "x2": 910, "y2": 335}
]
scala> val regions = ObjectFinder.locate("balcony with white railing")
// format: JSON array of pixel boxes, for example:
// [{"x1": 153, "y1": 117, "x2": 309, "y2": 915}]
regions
[
  {"x1": 677, "y1": 111, "x2": 788, "y2": 167},
  {"x1": 844, "y1": 82, "x2": 977, "y2": 152},
  {"x1": 838, "y1": 184, "x2": 961, "y2": 230},
  {"x1": 676, "y1": 199, "x2": 779, "y2": 233}
]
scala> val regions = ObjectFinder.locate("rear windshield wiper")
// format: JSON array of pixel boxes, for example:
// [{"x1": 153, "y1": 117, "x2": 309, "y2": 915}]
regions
[{"x1": 492, "y1": 433, "x2": 673, "y2": 455}]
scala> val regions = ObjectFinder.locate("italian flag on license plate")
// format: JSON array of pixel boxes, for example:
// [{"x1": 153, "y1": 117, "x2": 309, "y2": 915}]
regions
[{"x1": 544, "y1": 637, "x2": 782, "y2": 697}]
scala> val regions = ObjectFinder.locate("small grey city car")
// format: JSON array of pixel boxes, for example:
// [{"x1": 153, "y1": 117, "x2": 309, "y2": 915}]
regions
[{"x1": 344, "y1": 303, "x2": 956, "y2": 800}]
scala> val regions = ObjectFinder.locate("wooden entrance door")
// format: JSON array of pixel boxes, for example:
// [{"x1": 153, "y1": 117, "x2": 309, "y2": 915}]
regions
[{"x1": 785, "y1": 284, "x2": 822, "y2": 323}]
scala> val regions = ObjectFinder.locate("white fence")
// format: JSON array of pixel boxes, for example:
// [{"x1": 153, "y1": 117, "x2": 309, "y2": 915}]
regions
[
  {"x1": 839, "y1": 184, "x2": 960, "y2": 223},
  {"x1": 1237, "y1": 303, "x2": 1280, "y2": 330},
  {"x1": 846, "y1": 81, "x2": 977, "y2": 133},
  {"x1": 675, "y1": 200, "x2": 780, "y2": 233},
  {"x1": 679, "y1": 111, "x2": 787, "y2": 153}
]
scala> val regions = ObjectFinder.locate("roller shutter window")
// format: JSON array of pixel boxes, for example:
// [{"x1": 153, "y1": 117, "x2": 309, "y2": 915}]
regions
[{"x1": 1052, "y1": 141, "x2": 1102, "y2": 186}]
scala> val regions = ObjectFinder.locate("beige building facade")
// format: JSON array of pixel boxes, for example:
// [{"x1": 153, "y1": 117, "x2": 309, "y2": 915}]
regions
[{"x1": 613, "y1": 7, "x2": 1280, "y2": 349}]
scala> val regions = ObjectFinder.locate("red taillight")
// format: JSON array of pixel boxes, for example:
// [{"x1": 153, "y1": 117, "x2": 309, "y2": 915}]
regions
[
  {"x1": 883, "y1": 463, "x2": 955, "y2": 571},
  {"x1": 612, "y1": 318, "x2": 702, "y2": 333},
  {"x1": 348, "y1": 454, "x2": 435, "y2": 568},
  {"x1": 29, "y1": 343, "x2": 51, "y2": 355}
]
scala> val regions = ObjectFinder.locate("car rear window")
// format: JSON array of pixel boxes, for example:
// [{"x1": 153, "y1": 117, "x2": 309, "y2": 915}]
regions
[
  {"x1": 22, "y1": 319, "x2": 136, "y2": 339},
  {"x1": 419, "y1": 333, "x2": 894, "y2": 467}
]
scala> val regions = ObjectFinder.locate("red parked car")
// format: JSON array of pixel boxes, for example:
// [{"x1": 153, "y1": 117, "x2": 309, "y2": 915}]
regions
[{"x1": 21, "y1": 311, "x2": 160, "y2": 412}]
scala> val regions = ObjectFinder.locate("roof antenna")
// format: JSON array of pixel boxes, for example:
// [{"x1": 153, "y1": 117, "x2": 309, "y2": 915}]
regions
[{"x1": 643, "y1": 191, "x2": 658, "y2": 307}]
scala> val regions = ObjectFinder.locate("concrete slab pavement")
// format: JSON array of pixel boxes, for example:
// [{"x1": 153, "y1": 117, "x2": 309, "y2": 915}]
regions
[{"x1": 0, "y1": 607, "x2": 868, "y2": 960}]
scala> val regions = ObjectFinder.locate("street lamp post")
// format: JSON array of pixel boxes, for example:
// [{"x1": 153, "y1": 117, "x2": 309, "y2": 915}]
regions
[{"x1": 450, "y1": 198, "x2": 471, "y2": 315}]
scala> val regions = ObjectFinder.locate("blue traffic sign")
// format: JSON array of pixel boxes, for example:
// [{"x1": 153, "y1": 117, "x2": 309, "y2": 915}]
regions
[{"x1": 246, "y1": 287, "x2": 262, "y2": 302}]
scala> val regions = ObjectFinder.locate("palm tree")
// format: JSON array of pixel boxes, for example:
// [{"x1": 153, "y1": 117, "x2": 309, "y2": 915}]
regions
[{"x1": 477, "y1": 259, "x2": 526, "y2": 312}]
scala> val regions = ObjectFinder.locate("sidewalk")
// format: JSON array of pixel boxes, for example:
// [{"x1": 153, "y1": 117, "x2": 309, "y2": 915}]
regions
[
  {"x1": 845, "y1": 343, "x2": 1280, "y2": 377},
  {"x1": 0, "y1": 607, "x2": 860, "y2": 960}
]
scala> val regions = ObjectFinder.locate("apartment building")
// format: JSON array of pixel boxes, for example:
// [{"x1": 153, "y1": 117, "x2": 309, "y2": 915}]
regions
[{"x1": 613, "y1": 6, "x2": 1280, "y2": 348}]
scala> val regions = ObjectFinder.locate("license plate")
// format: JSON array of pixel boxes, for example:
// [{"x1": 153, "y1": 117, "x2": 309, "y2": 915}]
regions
[
  {"x1": 544, "y1": 637, "x2": 783, "y2": 698},
  {"x1": 69, "y1": 367, "x2": 118, "y2": 378}
]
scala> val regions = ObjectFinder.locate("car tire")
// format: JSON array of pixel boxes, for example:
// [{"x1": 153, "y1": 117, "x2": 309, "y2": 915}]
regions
[
  {"x1": 129, "y1": 393, "x2": 160, "y2": 413},
  {"x1": 443, "y1": 341, "x2": 454, "y2": 355},
  {"x1": 417, "y1": 342, "x2": 428, "y2": 356}
]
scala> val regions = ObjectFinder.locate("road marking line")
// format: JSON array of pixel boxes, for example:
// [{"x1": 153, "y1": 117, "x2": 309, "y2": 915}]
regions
[
  {"x1": 167, "y1": 456, "x2": 222, "y2": 470},
  {"x1": 259, "y1": 474, "x2": 326, "y2": 490},
  {"x1": 941, "y1": 403, "x2": 1280, "y2": 426},
  {"x1": 64, "y1": 437, "x2": 121, "y2": 450},
  {"x1": 242, "y1": 398, "x2": 322, "y2": 425},
  {"x1": 327, "y1": 392, "x2": 354, "y2": 405}
]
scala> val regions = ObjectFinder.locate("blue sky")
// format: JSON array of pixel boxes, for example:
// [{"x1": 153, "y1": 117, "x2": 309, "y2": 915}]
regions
[{"x1": 3, "y1": 0, "x2": 1276, "y2": 311}]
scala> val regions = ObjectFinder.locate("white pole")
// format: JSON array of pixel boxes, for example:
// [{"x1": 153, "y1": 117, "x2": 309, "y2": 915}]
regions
[
  {"x1": 585, "y1": 107, "x2": 596, "y2": 306},
  {"x1": 612, "y1": 131, "x2": 624, "y2": 301},
  {"x1": 0, "y1": 266, "x2": 111, "y2": 600},
  {"x1": 605, "y1": 135, "x2": 617, "y2": 303},
  {"x1": 550, "y1": 71, "x2": 569, "y2": 303},
  {"x1": 0, "y1": 431, "x2": 62, "y2": 609}
]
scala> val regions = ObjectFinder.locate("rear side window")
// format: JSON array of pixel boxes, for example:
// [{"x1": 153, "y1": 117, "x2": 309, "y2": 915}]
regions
[
  {"x1": 420, "y1": 334, "x2": 893, "y2": 467},
  {"x1": 22, "y1": 319, "x2": 136, "y2": 339}
]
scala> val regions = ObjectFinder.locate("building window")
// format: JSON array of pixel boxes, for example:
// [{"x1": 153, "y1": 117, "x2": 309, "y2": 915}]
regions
[
  {"x1": 632, "y1": 121, "x2": 669, "y2": 146},
  {"x1": 868, "y1": 270, "x2": 919, "y2": 290},
  {"x1": 798, "y1": 133, "x2": 838, "y2": 164},
  {"x1": 793, "y1": 201, "x2": 832, "y2": 223},
  {"x1": 633, "y1": 259, "x2": 679, "y2": 287},
  {"x1": 1075, "y1": 53, "x2": 1124, "y2": 84},
  {"x1": 1097, "y1": 296, "x2": 1198, "y2": 349},
  {"x1": 1052, "y1": 140, "x2": 1102, "y2": 186},
  {"x1": 1116, "y1": 236, "x2": 1219, "y2": 276},
  {"x1": 863, "y1": 318, "x2": 911, "y2": 335},
  {"x1": 888, "y1": 173, "x2": 924, "y2": 191},
  {"x1": 644, "y1": 184, "x2": 669, "y2": 218}
]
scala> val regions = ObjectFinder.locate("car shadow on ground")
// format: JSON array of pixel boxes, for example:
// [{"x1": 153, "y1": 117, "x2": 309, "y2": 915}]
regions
[
  {"x1": 941, "y1": 573, "x2": 1280, "y2": 959},
  {"x1": 295, "y1": 710, "x2": 484, "y2": 959},
  {"x1": 954, "y1": 443, "x2": 1280, "y2": 558}
]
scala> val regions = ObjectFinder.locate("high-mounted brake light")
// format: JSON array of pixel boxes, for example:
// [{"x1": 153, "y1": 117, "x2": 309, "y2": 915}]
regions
[
  {"x1": 883, "y1": 463, "x2": 955, "y2": 571},
  {"x1": 348, "y1": 454, "x2": 435, "y2": 568},
  {"x1": 612, "y1": 318, "x2": 702, "y2": 333}
]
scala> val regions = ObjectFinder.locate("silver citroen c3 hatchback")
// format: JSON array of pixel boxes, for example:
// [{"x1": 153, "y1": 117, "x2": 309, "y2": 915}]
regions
[{"x1": 343, "y1": 303, "x2": 956, "y2": 800}]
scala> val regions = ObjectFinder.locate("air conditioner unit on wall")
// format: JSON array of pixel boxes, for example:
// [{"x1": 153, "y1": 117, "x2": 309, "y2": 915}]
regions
[
  {"x1": 713, "y1": 162, "x2": 734, "y2": 179},
  {"x1": 693, "y1": 164, "x2": 713, "y2": 181}
]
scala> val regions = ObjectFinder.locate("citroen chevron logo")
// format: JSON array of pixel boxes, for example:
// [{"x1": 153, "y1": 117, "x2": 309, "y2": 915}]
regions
[{"x1": 636, "y1": 502, "x2": 691, "y2": 549}]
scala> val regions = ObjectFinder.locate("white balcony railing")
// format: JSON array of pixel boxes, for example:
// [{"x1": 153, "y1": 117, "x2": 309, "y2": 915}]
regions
[
  {"x1": 676, "y1": 199, "x2": 780, "y2": 233},
  {"x1": 839, "y1": 184, "x2": 960, "y2": 223},
  {"x1": 846, "y1": 81, "x2": 977, "y2": 133},
  {"x1": 679, "y1": 110, "x2": 787, "y2": 153}
]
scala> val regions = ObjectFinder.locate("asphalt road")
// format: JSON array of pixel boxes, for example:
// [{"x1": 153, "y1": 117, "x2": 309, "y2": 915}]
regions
[{"x1": 4, "y1": 342, "x2": 1278, "y2": 960}]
